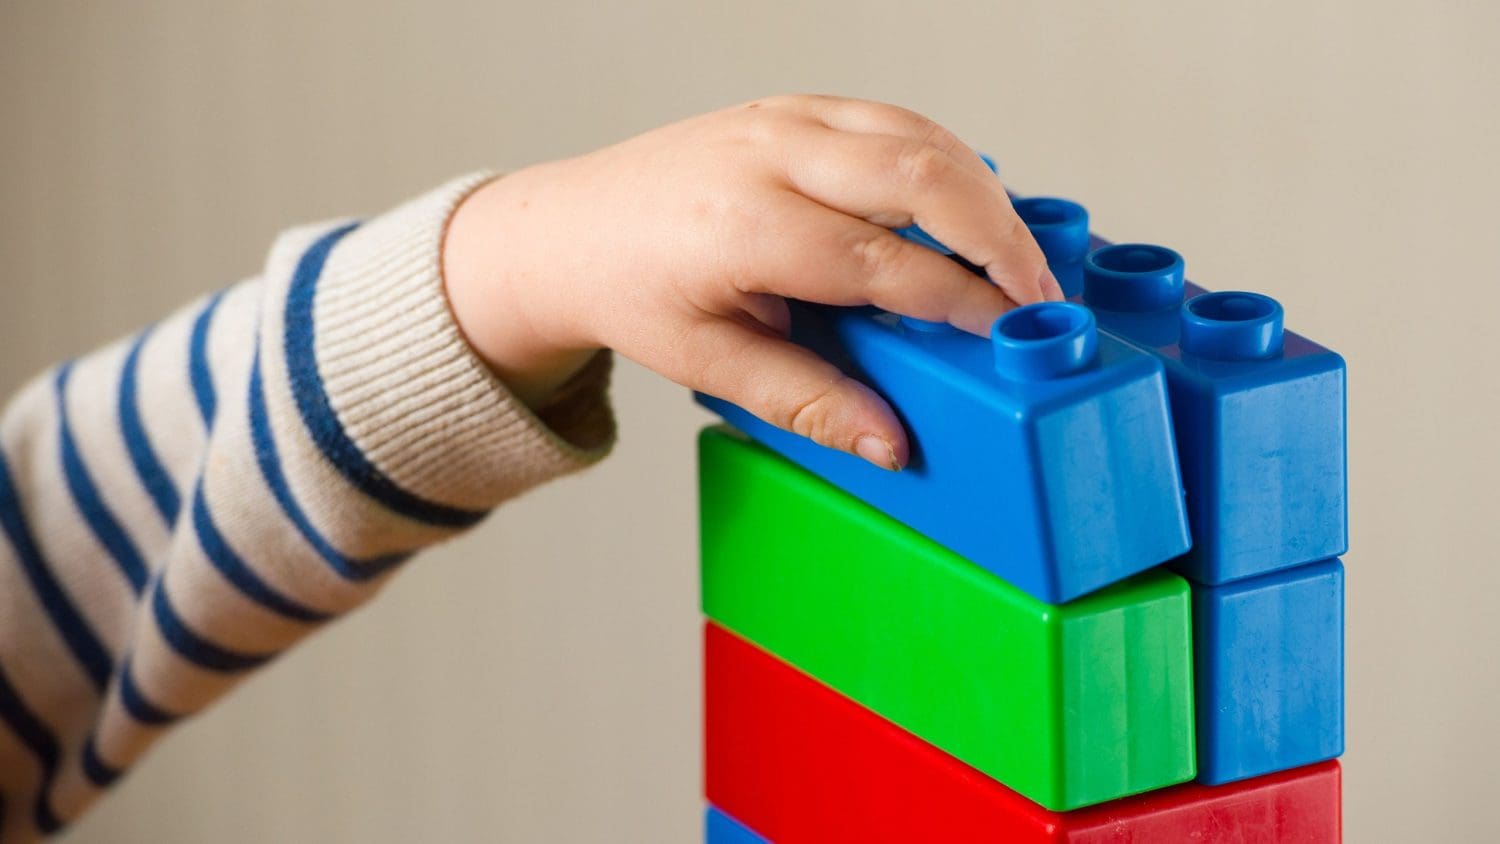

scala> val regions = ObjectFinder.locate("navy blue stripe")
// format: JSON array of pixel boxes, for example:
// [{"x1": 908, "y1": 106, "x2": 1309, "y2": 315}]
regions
[
  {"x1": 57, "y1": 363, "x2": 149, "y2": 595},
  {"x1": 189, "y1": 291, "x2": 225, "y2": 428},
  {"x1": 151, "y1": 583, "x2": 272, "y2": 673},
  {"x1": 249, "y1": 354, "x2": 407, "y2": 582},
  {"x1": 81, "y1": 733, "x2": 122, "y2": 787},
  {"x1": 119, "y1": 327, "x2": 181, "y2": 526},
  {"x1": 191, "y1": 481, "x2": 332, "y2": 623},
  {"x1": 0, "y1": 664, "x2": 63, "y2": 833},
  {"x1": 118, "y1": 658, "x2": 180, "y2": 726},
  {"x1": 0, "y1": 448, "x2": 113, "y2": 694},
  {"x1": 35, "y1": 792, "x2": 61, "y2": 834},
  {"x1": 283, "y1": 223, "x2": 486, "y2": 529}
]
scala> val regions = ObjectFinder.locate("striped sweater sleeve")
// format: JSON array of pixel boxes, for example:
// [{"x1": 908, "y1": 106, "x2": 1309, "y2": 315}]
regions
[{"x1": 0, "y1": 173, "x2": 616, "y2": 841}]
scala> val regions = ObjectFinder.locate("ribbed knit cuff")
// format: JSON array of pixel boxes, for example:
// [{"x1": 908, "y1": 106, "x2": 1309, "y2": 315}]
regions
[{"x1": 310, "y1": 172, "x2": 616, "y2": 512}]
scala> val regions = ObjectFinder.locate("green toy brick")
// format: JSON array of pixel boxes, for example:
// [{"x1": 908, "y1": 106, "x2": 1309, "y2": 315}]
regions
[{"x1": 698, "y1": 425, "x2": 1196, "y2": 811}]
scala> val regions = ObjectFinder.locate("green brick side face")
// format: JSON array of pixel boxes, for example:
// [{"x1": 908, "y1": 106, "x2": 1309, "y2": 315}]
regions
[
  {"x1": 1058, "y1": 576, "x2": 1197, "y2": 807},
  {"x1": 698, "y1": 426, "x2": 1196, "y2": 811}
]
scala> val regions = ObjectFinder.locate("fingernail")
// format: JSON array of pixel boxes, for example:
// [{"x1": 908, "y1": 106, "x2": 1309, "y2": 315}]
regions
[{"x1": 855, "y1": 435, "x2": 901, "y2": 471}]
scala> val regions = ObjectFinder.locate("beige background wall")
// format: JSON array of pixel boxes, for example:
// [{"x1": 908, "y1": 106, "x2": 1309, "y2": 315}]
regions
[{"x1": 2, "y1": 1, "x2": 1497, "y2": 840}]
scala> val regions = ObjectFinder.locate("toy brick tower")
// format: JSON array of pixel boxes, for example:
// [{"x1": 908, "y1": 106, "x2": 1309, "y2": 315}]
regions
[{"x1": 693, "y1": 177, "x2": 1346, "y2": 842}]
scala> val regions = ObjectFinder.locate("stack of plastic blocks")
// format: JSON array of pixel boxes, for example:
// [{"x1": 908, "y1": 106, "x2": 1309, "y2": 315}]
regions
[{"x1": 693, "y1": 184, "x2": 1346, "y2": 842}]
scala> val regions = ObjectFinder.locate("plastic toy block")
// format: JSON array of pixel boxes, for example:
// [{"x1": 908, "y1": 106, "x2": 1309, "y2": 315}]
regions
[
  {"x1": 695, "y1": 297, "x2": 1189, "y2": 604},
  {"x1": 1194, "y1": 558, "x2": 1345, "y2": 785},
  {"x1": 1013, "y1": 199, "x2": 1346, "y2": 584},
  {"x1": 706, "y1": 807, "x2": 769, "y2": 844},
  {"x1": 698, "y1": 426, "x2": 1195, "y2": 810},
  {"x1": 705, "y1": 622, "x2": 1343, "y2": 843},
  {"x1": 1091, "y1": 265, "x2": 1346, "y2": 585}
]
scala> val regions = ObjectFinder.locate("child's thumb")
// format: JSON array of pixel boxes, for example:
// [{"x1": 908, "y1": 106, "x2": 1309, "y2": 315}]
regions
[{"x1": 686, "y1": 319, "x2": 908, "y2": 470}]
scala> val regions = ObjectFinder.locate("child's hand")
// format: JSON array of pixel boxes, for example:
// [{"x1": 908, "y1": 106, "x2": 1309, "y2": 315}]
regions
[{"x1": 443, "y1": 95, "x2": 1063, "y2": 469}]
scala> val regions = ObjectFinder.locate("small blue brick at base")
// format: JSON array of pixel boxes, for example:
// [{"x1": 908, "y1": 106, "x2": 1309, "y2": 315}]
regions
[
  {"x1": 1193, "y1": 558, "x2": 1345, "y2": 785},
  {"x1": 695, "y1": 301, "x2": 1190, "y2": 604},
  {"x1": 706, "y1": 806, "x2": 768, "y2": 844}
]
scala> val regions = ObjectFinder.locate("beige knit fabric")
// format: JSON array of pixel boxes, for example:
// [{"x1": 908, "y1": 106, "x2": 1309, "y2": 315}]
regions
[{"x1": 0, "y1": 173, "x2": 615, "y2": 841}]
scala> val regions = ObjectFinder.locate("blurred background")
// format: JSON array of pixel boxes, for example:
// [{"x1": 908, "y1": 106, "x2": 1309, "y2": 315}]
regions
[{"x1": 3, "y1": 0, "x2": 1497, "y2": 840}]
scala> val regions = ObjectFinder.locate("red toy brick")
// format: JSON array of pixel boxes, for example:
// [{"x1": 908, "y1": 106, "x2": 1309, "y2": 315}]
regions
[{"x1": 704, "y1": 623, "x2": 1341, "y2": 843}]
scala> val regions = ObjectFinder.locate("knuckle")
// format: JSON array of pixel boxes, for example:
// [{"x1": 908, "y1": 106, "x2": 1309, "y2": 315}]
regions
[
  {"x1": 785, "y1": 378, "x2": 843, "y2": 442},
  {"x1": 742, "y1": 111, "x2": 787, "y2": 146},
  {"x1": 1003, "y1": 214, "x2": 1039, "y2": 256},
  {"x1": 921, "y1": 121, "x2": 961, "y2": 157},
  {"x1": 896, "y1": 141, "x2": 952, "y2": 188},
  {"x1": 852, "y1": 231, "x2": 913, "y2": 283},
  {"x1": 981, "y1": 213, "x2": 1024, "y2": 261},
  {"x1": 1005, "y1": 212, "x2": 1030, "y2": 239}
]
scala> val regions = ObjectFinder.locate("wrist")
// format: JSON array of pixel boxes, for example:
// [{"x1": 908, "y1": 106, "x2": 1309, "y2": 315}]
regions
[{"x1": 442, "y1": 171, "x2": 598, "y2": 410}]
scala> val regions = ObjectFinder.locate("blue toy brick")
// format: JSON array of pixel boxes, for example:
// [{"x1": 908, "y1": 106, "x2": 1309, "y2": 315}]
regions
[
  {"x1": 695, "y1": 300, "x2": 1190, "y2": 605},
  {"x1": 1088, "y1": 257, "x2": 1346, "y2": 584},
  {"x1": 1016, "y1": 200, "x2": 1347, "y2": 584},
  {"x1": 706, "y1": 806, "x2": 769, "y2": 844},
  {"x1": 1193, "y1": 558, "x2": 1345, "y2": 785}
]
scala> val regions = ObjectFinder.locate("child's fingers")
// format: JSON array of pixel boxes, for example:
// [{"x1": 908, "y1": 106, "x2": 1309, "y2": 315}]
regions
[
  {"x1": 679, "y1": 317, "x2": 909, "y2": 470},
  {"x1": 737, "y1": 292, "x2": 793, "y2": 337},
  {"x1": 1041, "y1": 267, "x2": 1066, "y2": 301},
  {"x1": 739, "y1": 197, "x2": 1016, "y2": 336},
  {"x1": 776, "y1": 125, "x2": 1058, "y2": 307},
  {"x1": 798, "y1": 97, "x2": 997, "y2": 182}
]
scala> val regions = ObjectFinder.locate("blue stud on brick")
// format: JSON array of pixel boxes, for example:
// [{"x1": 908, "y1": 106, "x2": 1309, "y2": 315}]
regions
[
  {"x1": 706, "y1": 806, "x2": 768, "y2": 844},
  {"x1": 1192, "y1": 558, "x2": 1345, "y2": 784},
  {"x1": 695, "y1": 298, "x2": 1191, "y2": 604}
]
